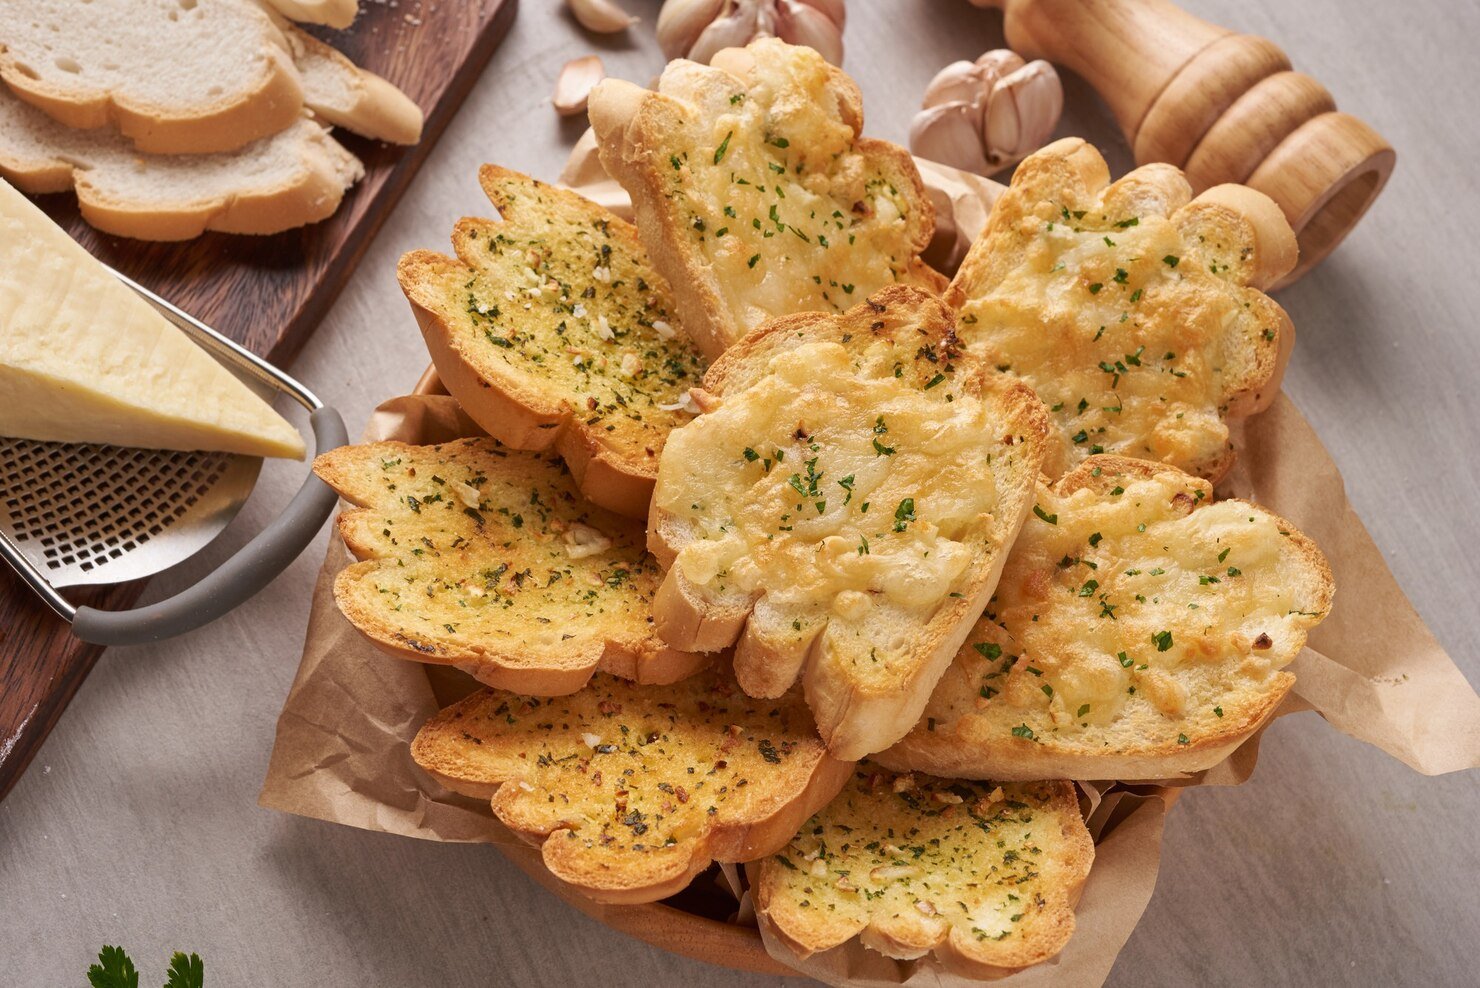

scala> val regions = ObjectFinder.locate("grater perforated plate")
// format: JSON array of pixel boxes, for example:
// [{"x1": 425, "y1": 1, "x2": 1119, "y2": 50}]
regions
[{"x1": 0, "y1": 438, "x2": 261, "y2": 589}]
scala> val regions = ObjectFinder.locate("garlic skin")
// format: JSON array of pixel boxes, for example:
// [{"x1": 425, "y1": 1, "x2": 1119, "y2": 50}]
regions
[
  {"x1": 657, "y1": 0, "x2": 845, "y2": 66},
  {"x1": 553, "y1": 55, "x2": 606, "y2": 117},
  {"x1": 566, "y1": 0, "x2": 637, "y2": 34},
  {"x1": 909, "y1": 50, "x2": 1062, "y2": 176}
]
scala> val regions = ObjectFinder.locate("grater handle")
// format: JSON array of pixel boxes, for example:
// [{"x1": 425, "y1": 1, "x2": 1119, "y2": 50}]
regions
[{"x1": 69, "y1": 407, "x2": 349, "y2": 646}]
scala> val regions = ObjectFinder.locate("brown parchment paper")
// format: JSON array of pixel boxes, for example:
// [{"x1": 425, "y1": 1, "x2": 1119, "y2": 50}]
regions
[{"x1": 260, "y1": 147, "x2": 1480, "y2": 986}]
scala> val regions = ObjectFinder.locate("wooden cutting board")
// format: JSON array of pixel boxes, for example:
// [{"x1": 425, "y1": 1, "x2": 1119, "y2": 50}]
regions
[{"x1": 0, "y1": 0, "x2": 519, "y2": 801}]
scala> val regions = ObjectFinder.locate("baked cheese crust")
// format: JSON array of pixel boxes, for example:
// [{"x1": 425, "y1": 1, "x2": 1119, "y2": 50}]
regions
[
  {"x1": 879, "y1": 456, "x2": 1333, "y2": 781},
  {"x1": 948, "y1": 138, "x2": 1298, "y2": 481},
  {"x1": 590, "y1": 38, "x2": 944, "y2": 359},
  {"x1": 754, "y1": 764, "x2": 1092, "y2": 978},
  {"x1": 650, "y1": 287, "x2": 1049, "y2": 760},
  {"x1": 315, "y1": 438, "x2": 705, "y2": 696}
]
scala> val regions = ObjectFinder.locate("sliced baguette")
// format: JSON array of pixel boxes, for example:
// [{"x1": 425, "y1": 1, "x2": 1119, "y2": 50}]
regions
[
  {"x1": 264, "y1": 0, "x2": 359, "y2": 29},
  {"x1": 0, "y1": 0, "x2": 304, "y2": 154},
  {"x1": 398, "y1": 167, "x2": 708, "y2": 519},
  {"x1": 0, "y1": 0, "x2": 421, "y2": 153},
  {"x1": 590, "y1": 38, "x2": 945, "y2": 360},
  {"x1": 649, "y1": 286, "x2": 1050, "y2": 760},
  {"x1": 879, "y1": 456, "x2": 1333, "y2": 782},
  {"x1": 282, "y1": 23, "x2": 423, "y2": 145},
  {"x1": 314, "y1": 438, "x2": 706, "y2": 696},
  {"x1": 0, "y1": 88, "x2": 361, "y2": 240},
  {"x1": 753, "y1": 764, "x2": 1092, "y2": 979},
  {"x1": 411, "y1": 668, "x2": 853, "y2": 904},
  {"x1": 947, "y1": 138, "x2": 1297, "y2": 481}
]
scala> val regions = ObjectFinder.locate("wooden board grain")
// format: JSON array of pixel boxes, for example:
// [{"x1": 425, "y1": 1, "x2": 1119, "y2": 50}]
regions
[{"x1": 0, "y1": 0, "x2": 519, "y2": 801}]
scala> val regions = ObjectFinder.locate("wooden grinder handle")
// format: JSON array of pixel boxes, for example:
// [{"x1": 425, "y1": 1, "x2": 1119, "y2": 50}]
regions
[{"x1": 975, "y1": 0, "x2": 1395, "y2": 286}]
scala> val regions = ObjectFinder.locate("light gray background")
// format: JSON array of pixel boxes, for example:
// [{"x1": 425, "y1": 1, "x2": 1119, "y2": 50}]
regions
[{"x1": 3, "y1": 1, "x2": 1477, "y2": 985}]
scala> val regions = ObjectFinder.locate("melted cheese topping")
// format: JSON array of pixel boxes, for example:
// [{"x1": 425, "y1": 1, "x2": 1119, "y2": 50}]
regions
[
  {"x1": 956, "y1": 201, "x2": 1277, "y2": 477},
  {"x1": 664, "y1": 42, "x2": 928, "y2": 341},
  {"x1": 764, "y1": 767, "x2": 1083, "y2": 958},
  {"x1": 915, "y1": 467, "x2": 1328, "y2": 750},
  {"x1": 657, "y1": 339, "x2": 1000, "y2": 684}
]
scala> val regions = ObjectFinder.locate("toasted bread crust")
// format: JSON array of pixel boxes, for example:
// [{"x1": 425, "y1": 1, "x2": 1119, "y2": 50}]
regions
[
  {"x1": 753, "y1": 766, "x2": 1093, "y2": 977},
  {"x1": 398, "y1": 167, "x2": 708, "y2": 519},
  {"x1": 879, "y1": 455, "x2": 1334, "y2": 781},
  {"x1": 315, "y1": 439, "x2": 706, "y2": 696},
  {"x1": 590, "y1": 40, "x2": 944, "y2": 361},
  {"x1": 649, "y1": 286, "x2": 1050, "y2": 760},
  {"x1": 411, "y1": 670, "x2": 853, "y2": 904},
  {"x1": 947, "y1": 137, "x2": 1298, "y2": 482}
]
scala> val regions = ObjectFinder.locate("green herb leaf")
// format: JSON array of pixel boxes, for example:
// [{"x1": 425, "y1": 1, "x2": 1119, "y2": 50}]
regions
[
  {"x1": 87, "y1": 947, "x2": 139, "y2": 988},
  {"x1": 165, "y1": 953, "x2": 205, "y2": 988},
  {"x1": 1152, "y1": 630, "x2": 1174, "y2": 652},
  {"x1": 1033, "y1": 505, "x2": 1058, "y2": 525},
  {"x1": 713, "y1": 130, "x2": 733, "y2": 164}
]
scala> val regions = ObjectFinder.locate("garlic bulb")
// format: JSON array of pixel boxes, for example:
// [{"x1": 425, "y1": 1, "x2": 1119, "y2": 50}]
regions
[
  {"x1": 909, "y1": 50, "x2": 1062, "y2": 176},
  {"x1": 656, "y1": 0, "x2": 846, "y2": 66}
]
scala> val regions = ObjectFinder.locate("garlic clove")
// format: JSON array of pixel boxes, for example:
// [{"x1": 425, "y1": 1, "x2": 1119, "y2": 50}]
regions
[
  {"x1": 553, "y1": 55, "x2": 606, "y2": 117},
  {"x1": 909, "y1": 101, "x2": 991, "y2": 175},
  {"x1": 566, "y1": 0, "x2": 637, "y2": 34},
  {"x1": 984, "y1": 60, "x2": 1063, "y2": 166},
  {"x1": 775, "y1": 0, "x2": 843, "y2": 65},
  {"x1": 656, "y1": 0, "x2": 727, "y2": 60},
  {"x1": 974, "y1": 48, "x2": 1027, "y2": 88},
  {"x1": 688, "y1": 4, "x2": 764, "y2": 66},
  {"x1": 922, "y1": 60, "x2": 984, "y2": 110}
]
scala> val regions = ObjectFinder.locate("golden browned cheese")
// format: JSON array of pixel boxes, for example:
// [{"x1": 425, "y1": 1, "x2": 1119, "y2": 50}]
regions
[
  {"x1": 591, "y1": 39, "x2": 942, "y2": 358},
  {"x1": 882, "y1": 456, "x2": 1333, "y2": 780},
  {"x1": 949, "y1": 139, "x2": 1293, "y2": 480}
]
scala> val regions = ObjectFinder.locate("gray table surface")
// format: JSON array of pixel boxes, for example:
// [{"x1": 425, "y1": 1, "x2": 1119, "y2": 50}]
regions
[{"x1": 4, "y1": 1, "x2": 1478, "y2": 985}]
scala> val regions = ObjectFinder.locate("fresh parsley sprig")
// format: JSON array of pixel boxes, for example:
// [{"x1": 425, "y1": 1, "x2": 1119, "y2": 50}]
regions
[{"x1": 87, "y1": 945, "x2": 204, "y2": 988}]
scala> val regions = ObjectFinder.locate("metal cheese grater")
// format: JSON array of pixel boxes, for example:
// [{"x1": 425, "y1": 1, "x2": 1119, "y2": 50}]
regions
[{"x1": 0, "y1": 268, "x2": 347, "y2": 645}]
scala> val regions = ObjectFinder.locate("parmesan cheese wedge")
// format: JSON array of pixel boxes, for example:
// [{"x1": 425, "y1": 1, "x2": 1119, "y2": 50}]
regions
[{"x1": 0, "y1": 179, "x2": 305, "y2": 459}]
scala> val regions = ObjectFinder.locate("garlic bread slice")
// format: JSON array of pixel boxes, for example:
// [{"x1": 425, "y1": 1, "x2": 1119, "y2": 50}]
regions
[
  {"x1": 411, "y1": 668, "x2": 852, "y2": 904},
  {"x1": 880, "y1": 456, "x2": 1333, "y2": 781},
  {"x1": 314, "y1": 439, "x2": 705, "y2": 696},
  {"x1": 948, "y1": 138, "x2": 1298, "y2": 481},
  {"x1": 398, "y1": 168, "x2": 708, "y2": 519},
  {"x1": 650, "y1": 286, "x2": 1050, "y2": 760},
  {"x1": 754, "y1": 764, "x2": 1092, "y2": 979},
  {"x1": 590, "y1": 38, "x2": 944, "y2": 360}
]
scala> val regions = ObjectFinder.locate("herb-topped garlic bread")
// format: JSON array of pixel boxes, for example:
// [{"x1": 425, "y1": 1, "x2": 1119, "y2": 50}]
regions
[
  {"x1": 313, "y1": 439, "x2": 705, "y2": 696},
  {"x1": 589, "y1": 38, "x2": 945, "y2": 360},
  {"x1": 411, "y1": 668, "x2": 852, "y2": 904},
  {"x1": 947, "y1": 138, "x2": 1298, "y2": 481},
  {"x1": 753, "y1": 765, "x2": 1092, "y2": 979},
  {"x1": 649, "y1": 286, "x2": 1050, "y2": 761},
  {"x1": 398, "y1": 168, "x2": 708, "y2": 519},
  {"x1": 879, "y1": 456, "x2": 1333, "y2": 782}
]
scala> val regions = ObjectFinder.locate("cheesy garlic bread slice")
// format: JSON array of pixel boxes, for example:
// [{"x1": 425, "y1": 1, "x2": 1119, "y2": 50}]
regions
[
  {"x1": 948, "y1": 138, "x2": 1298, "y2": 481},
  {"x1": 649, "y1": 286, "x2": 1049, "y2": 760},
  {"x1": 880, "y1": 456, "x2": 1333, "y2": 781},
  {"x1": 590, "y1": 38, "x2": 944, "y2": 360}
]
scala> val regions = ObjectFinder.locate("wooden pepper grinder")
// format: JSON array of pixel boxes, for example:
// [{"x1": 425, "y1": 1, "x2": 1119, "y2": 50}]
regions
[{"x1": 976, "y1": 0, "x2": 1395, "y2": 287}]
